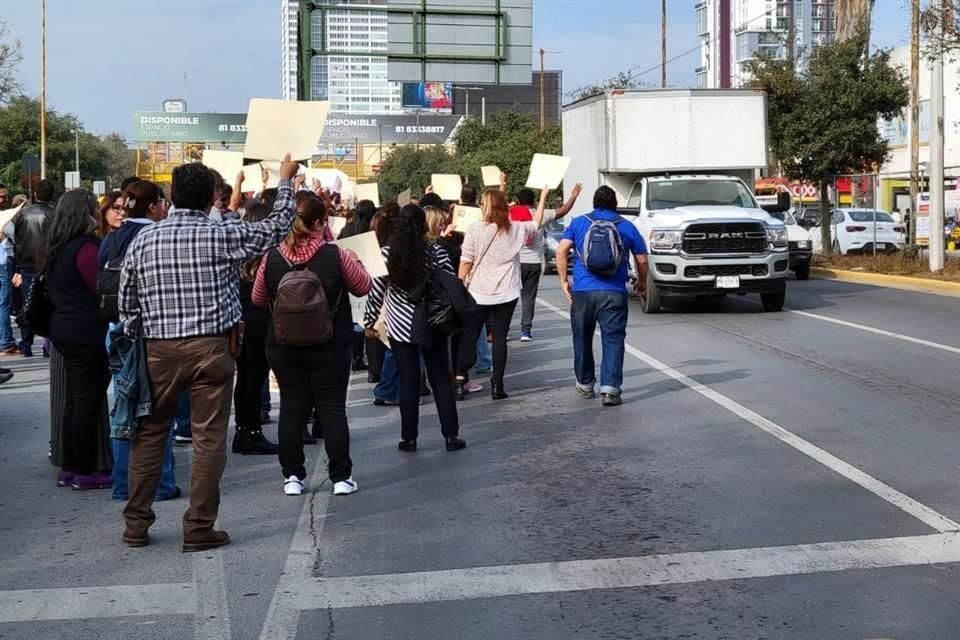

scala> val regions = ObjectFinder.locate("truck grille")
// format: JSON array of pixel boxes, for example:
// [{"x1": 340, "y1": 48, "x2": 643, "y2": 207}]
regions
[
  {"x1": 682, "y1": 223, "x2": 767, "y2": 254},
  {"x1": 684, "y1": 264, "x2": 768, "y2": 278}
]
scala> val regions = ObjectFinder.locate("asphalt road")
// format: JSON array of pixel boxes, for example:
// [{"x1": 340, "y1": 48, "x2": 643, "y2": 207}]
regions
[{"x1": 1, "y1": 276, "x2": 959, "y2": 640}]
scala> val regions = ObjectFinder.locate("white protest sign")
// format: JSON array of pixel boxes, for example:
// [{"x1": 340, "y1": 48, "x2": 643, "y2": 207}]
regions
[
  {"x1": 397, "y1": 188, "x2": 412, "y2": 206},
  {"x1": 525, "y1": 153, "x2": 571, "y2": 190},
  {"x1": 244, "y1": 98, "x2": 330, "y2": 161},
  {"x1": 0, "y1": 204, "x2": 24, "y2": 231},
  {"x1": 202, "y1": 150, "x2": 244, "y2": 184},
  {"x1": 354, "y1": 182, "x2": 381, "y2": 207},
  {"x1": 431, "y1": 174, "x2": 462, "y2": 201},
  {"x1": 348, "y1": 295, "x2": 367, "y2": 324},
  {"x1": 334, "y1": 231, "x2": 386, "y2": 278},
  {"x1": 451, "y1": 205, "x2": 483, "y2": 231},
  {"x1": 327, "y1": 215, "x2": 348, "y2": 238},
  {"x1": 481, "y1": 165, "x2": 502, "y2": 187},
  {"x1": 306, "y1": 168, "x2": 348, "y2": 190},
  {"x1": 241, "y1": 161, "x2": 281, "y2": 192}
]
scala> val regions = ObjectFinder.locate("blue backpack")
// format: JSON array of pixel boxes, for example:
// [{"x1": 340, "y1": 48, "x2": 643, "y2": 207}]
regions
[{"x1": 580, "y1": 214, "x2": 626, "y2": 276}]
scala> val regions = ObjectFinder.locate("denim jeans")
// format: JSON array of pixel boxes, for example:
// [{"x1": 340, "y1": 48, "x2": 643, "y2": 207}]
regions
[
  {"x1": 112, "y1": 429, "x2": 177, "y2": 500},
  {"x1": 473, "y1": 331, "x2": 492, "y2": 373},
  {"x1": 173, "y1": 390, "x2": 191, "y2": 438},
  {"x1": 374, "y1": 349, "x2": 399, "y2": 403},
  {"x1": 0, "y1": 261, "x2": 15, "y2": 349},
  {"x1": 571, "y1": 290, "x2": 628, "y2": 396}
]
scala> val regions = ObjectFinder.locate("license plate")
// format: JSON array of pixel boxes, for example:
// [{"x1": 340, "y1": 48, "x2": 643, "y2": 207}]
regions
[
  {"x1": 715, "y1": 276, "x2": 740, "y2": 289},
  {"x1": 876, "y1": 243, "x2": 886, "y2": 249}
]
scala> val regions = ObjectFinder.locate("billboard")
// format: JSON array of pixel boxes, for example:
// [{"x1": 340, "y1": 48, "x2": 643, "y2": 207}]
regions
[
  {"x1": 132, "y1": 112, "x2": 247, "y2": 143},
  {"x1": 402, "y1": 82, "x2": 453, "y2": 110},
  {"x1": 131, "y1": 112, "x2": 464, "y2": 146}
]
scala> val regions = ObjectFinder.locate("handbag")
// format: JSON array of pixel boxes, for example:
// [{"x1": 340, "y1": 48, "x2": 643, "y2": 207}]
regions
[{"x1": 19, "y1": 272, "x2": 52, "y2": 337}]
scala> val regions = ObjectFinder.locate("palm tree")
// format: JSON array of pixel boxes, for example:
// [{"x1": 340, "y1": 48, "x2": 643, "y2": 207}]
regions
[{"x1": 835, "y1": 0, "x2": 875, "y2": 43}]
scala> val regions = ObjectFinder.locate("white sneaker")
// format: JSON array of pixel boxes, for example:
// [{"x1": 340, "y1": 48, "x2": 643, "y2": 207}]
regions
[
  {"x1": 283, "y1": 475, "x2": 305, "y2": 496},
  {"x1": 332, "y1": 477, "x2": 358, "y2": 496}
]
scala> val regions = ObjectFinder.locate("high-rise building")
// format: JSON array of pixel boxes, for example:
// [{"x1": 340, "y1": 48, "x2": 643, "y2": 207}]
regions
[
  {"x1": 696, "y1": 0, "x2": 835, "y2": 89},
  {"x1": 281, "y1": 0, "x2": 402, "y2": 113}
]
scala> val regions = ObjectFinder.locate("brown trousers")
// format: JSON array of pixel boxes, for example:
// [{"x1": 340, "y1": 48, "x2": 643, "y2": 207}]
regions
[{"x1": 122, "y1": 337, "x2": 235, "y2": 539}]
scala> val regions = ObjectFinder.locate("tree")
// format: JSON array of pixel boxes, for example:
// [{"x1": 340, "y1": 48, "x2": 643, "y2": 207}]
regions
[
  {"x1": 569, "y1": 71, "x2": 649, "y2": 102},
  {"x1": 0, "y1": 97, "x2": 108, "y2": 196},
  {"x1": 0, "y1": 21, "x2": 21, "y2": 105},
  {"x1": 749, "y1": 31, "x2": 908, "y2": 254},
  {"x1": 377, "y1": 111, "x2": 562, "y2": 202},
  {"x1": 835, "y1": 0, "x2": 876, "y2": 42},
  {"x1": 100, "y1": 133, "x2": 136, "y2": 189}
]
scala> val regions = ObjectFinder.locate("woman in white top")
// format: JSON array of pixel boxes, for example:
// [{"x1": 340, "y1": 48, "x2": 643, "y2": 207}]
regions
[{"x1": 455, "y1": 188, "x2": 548, "y2": 400}]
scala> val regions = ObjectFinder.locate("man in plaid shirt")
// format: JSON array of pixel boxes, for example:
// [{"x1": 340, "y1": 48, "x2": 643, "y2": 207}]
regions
[{"x1": 119, "y1": 154, "x2": 299, "y2": 552}]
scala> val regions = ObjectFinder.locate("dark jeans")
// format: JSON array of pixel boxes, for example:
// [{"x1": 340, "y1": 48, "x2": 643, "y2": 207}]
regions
[
  {"x1": 0, "y1": 261, "x2": 14, "y2": 349},
  {"x1": 57, "y1": 343, "x2": 111, "y2": 475},
  {"x1": 519, "y1": 263, "x2": 542, "y2": 333},
  {"x1": 571, "y1": 290, "x2": 628, "y2": 396},
  {"x1": 391, "y1": 337, "x2": 459, "y2": 442},
  {"x1": 18, "y1": 269, "x2": 36, "y2": 349},
  {"x1": 234, "y1": 328, "x2": 270, "y2": 429},
  {"x1": 374, "y1": 348, "x2": 399, "y2": 403},
  {"x1": 456, "y1": 299, "x2": 518, "y2": 386},
  {"x1": 267, "y1": 343, "x2": 352, "y2": 482}
]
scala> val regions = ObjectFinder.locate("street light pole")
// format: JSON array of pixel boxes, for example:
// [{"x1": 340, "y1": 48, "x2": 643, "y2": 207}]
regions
[
  {"x1": 539, "y1": 47, "x2": 545, "y2": 132},
  {"x1": 40, "y1": 0, "x2": 47, "y2": 180},
  {"x1": 74, "y1": 128, "x2": 80, "y2": 174},
  {"x1": 929, "y1": 5, "x2": 946, "y2": 272}
]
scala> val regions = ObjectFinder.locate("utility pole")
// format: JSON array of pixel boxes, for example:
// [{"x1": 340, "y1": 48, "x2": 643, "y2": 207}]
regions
[
  {"x1": 929, "y1": 3, "x2": 946, "y2": 272},
  {"x1": 786, "y1": 0, "x2": 795, "y2": 65},
  {"x1": 660, "y1": 0, "x2": 667, "y2": 87},
  {"x1": 40, "y1": 0, "x2": 47, "y2": 180},
  {"x1": 539, "y1": 48, "x2": 546, "y2": 132},
  {"x1": 909, "y1": 0, "x2": 920, "y2": 245}
]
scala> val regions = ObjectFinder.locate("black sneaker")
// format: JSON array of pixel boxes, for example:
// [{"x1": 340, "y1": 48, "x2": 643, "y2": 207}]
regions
[
  {"x1": 239, "y1": 430, "x2": 279, "y2": 455},
  {"x1": 601, "y1": 393, "x2": 623, "y2": 407}
]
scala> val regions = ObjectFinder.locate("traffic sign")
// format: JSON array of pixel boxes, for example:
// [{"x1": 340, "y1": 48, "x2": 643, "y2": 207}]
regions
[
  {"x1": 93, "y1": 180, "x2": 106, "y2": 196},
  {"x1": 64, "y1": 171, "x2": 80, "y2": 190}
]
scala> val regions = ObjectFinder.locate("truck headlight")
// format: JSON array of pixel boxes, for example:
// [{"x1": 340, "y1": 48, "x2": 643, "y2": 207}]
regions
[
  {"x1": 545, "y1": 236, "x2": 559, "y2": 250},
  {"x1": 767, "y1": 227, "x2": 788, "y2": 248},
  {"x1": 797, "y1": 240, "x2": 810, "y2": 249},
  {"x1": 650, "y1": 230, "x2": 682, "y2": 252}
]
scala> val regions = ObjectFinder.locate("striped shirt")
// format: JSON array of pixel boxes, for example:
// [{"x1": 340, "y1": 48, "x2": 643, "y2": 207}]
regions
[
  {"x1": 119, "y1": 180, "x2": 296, "y2": 339},
  {"x1": 363, "y1": 244, "x2": 453, "y2": 344}
]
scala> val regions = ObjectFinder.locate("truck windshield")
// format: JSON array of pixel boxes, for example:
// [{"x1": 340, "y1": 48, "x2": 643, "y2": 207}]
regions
[{"x1": 646, "y1": 180, "x2": 758, "y2": 211}]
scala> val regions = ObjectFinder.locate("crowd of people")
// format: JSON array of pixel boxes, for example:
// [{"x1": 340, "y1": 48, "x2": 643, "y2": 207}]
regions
[{"x1": 0, "y1": 156, "x2": 648, "y2": 552}]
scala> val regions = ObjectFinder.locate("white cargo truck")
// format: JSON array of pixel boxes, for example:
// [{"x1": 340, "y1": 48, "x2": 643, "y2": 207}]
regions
[{"x1": 562, "y1": 89, "x2": 791, "y2": 312}]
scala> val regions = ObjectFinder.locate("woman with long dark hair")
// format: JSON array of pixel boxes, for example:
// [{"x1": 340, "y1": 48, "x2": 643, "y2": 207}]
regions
[
  {"x1": 98, "y1": 191, "x2": 126, "y2": 238},
  {"x1": 41, "y1": 189, "x2": 112, "y2": 490},
  {"x1": 232, "y1": 203, "x2": 279, "y2": 456},
  {"x1": 252, "y1": 194, "x2": 372, "y2": 496},
  {"x1": 363, "y1": 204, "x2": 464, "y2": 453},
  {"x1": 454, "y1": 188, "x2": 547, "y2": 401}
]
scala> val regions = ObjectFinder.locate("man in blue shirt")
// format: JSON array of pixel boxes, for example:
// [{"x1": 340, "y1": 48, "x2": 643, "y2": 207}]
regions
[{"x1": 556, "y1": 186, "x2": 648, "y2": 406}]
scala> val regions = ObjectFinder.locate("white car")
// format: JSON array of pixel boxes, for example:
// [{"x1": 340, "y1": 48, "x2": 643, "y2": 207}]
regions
[{"x1": 810, "y1": 208, "x2": 906, "y2": 255}]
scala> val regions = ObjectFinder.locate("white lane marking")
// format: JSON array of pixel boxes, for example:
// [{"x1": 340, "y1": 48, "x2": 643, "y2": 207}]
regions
[
  {"x1": 192, "y1": 553, "x2": 232, "y2": 640},
  {"x1": 296, "y1": 533, "x2": 960, "y2": 609},
  {"x1": 538, "y1": 298, "x2": 960, "y2": 533},
  {"x1": 788, "y1": 309, "x2": 960, "y2": 356},
  {"x1": 0, "y1": 583, "x2": 194, "y2": 623}
]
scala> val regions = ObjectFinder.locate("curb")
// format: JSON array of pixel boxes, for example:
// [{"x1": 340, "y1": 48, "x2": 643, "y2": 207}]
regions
[{"x1": 811, "y1": 267, "x2": 960, "y2": 297}]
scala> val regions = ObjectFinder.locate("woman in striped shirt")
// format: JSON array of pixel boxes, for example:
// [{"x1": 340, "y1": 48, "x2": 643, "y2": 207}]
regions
[{"x1": 363, "y1": 204, "x2": 465, "y2": 453}]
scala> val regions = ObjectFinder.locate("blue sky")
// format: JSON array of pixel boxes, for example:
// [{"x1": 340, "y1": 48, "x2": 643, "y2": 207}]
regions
[{"x1": 2, "y1": 0, "x2": 912, "y2": 137}]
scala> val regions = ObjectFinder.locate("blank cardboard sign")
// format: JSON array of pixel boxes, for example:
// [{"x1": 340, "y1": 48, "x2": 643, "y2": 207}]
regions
[
  {"x1": 244, "y1": 98, "x2": 331, "y2": 161},
  {"x1": 354, "y1": 182, "x2": 381, "y2": 207},
  {"x1": 525, "y1": 153, "x2": 571, "y2": 190},
  {"x1": 431, "y1": 174, "x2": 463, "y2": 201},
  {"x1": 202, "y1": 150, "x2": 244, "y2": 184}
]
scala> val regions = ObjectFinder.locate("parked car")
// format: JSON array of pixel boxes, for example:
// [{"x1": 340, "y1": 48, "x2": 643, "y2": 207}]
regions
[
  {"x1": 810, "y1": 208, "x2": 906, "y2": 255},
  {"x1": 541, "y1": 218, "x2": 570, "y2": 274},
  {"x1": 796, "y1": 204, "x2": 821, "y2": 229},
  {"x1": 768, "y1": 209, "x2": 813, "y2": 280}
]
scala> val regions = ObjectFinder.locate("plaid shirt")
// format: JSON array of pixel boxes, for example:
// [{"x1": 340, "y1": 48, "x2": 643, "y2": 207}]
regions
[{"x1": 119, "y1": 180, "x2": 296, "y2": 339}]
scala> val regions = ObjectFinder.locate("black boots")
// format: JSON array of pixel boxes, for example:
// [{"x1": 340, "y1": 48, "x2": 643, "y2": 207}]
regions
[
  {"x1": 491, "y1": 379, "x2": 508, "y2": 400},
  {"x1": 232, "y1": 427, "x2": 279, "y2": 455},
  {"x1": 453, "y1": 379, "x2": 466, "y2": 401}
]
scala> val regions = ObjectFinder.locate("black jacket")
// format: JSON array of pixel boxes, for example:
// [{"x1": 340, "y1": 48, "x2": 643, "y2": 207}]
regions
[{"x1": 13, "y1": 202, "x2": 54, "y2": 272}]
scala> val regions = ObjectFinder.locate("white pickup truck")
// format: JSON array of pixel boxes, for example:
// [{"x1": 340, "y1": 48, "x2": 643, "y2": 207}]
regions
[{"x1": 562, "y1": 89, "x2": 790, "y2": 312}]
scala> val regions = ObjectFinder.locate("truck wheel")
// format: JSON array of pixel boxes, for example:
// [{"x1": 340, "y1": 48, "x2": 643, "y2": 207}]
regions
[
  {"x1": 639, "y1": 272, "x2": 662, "y2": 314},
  {"x1": 761, "y1": 291, "x2": 785, "y2": 312},
  {"x1": 794, "y1": 263, "x2": 810, "y2": 281}
]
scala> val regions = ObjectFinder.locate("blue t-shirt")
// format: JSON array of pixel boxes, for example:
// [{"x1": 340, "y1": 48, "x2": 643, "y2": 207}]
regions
[{"x1": 563, "y1": 209, "x2": 647, "y2": 293}]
